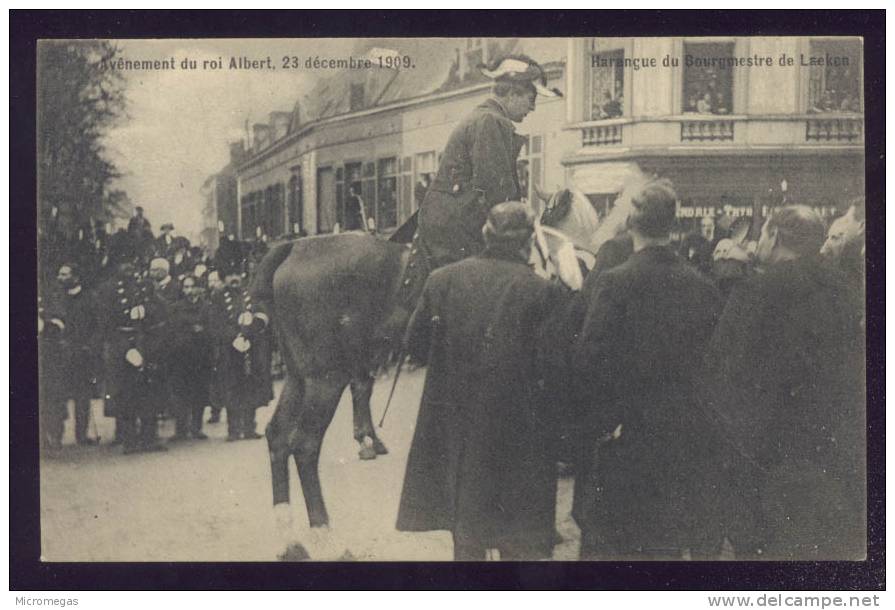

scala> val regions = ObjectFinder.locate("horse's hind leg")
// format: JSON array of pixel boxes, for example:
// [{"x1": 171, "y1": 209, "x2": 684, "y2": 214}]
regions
[{"x1": 350, "y1": 374, "x2": 388, "y2": 460}]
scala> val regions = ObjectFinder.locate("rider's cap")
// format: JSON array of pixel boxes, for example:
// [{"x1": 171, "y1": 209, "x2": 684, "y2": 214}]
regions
[{"x1": 480, "y1": 55, "x2": 563, "y2": 98}]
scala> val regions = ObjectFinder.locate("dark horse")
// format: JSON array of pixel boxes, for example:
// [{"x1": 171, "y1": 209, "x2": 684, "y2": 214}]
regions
[
  {"x1": 250, "y1": 231, "x2": 411, "y2": 559},
  {"x1": 251, "y1": 189, "x2": 606, "y2": 559}
]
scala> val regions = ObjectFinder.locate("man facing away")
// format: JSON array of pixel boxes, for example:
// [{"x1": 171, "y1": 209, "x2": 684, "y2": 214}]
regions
[
  {"x1": 572, "y1": 178, "x2": 726, "y2": 560},
  {"x1": 396, "y1": 202, "x2": 570, "y2": 560},
  {"x1": 702, "y1": 205, "x2": 865, "y2": 560}
]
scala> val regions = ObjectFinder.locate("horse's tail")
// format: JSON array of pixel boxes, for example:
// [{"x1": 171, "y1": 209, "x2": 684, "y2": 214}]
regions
[{"x1": 248, "y1": 240, "x2": 295, "y2": 303}]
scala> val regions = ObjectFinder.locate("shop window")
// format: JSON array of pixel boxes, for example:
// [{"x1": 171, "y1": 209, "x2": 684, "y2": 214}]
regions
[
  {"x1": 362, "y1": 162, "x2": 377, "y2": 229},
  {"x1": 590, "y1": 49, "x2": 625, "y2": 120},
  {"x1": 338, "y1": 162, "x2": 363, "y2": 228},
  {"x1": 585, "y1": 193, "x2": 619, "y2": 222},
  {"x1": 683, "y1": 42, "x2": 735, "y2": 115},
  {"x1": 288, "y1": 171, "x2": 303, "y2": 235},
  {"x1": 515, "y1": 135, "x2": 543, "y2": 202},
  {"x1": 399, "y1": 156, "x2": 414, "y2": 219},
  {"x1": 414, "y1": 151, "x2": 437, "y2": 211},
  {"x1": 807, "y1": 40, "x2": 862, "y2": 113},
  {"x1": 377, "y1": 157, "x2": 398, "y2": 230}
]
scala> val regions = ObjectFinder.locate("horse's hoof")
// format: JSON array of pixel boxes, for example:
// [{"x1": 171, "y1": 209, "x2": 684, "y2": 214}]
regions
[
  {"x1": 358, "y1": 445, "x2": 377, "y2": 460},
  {"x1": 277, "y1": 542, "x2": 310, "y2": 561},
  {"x1": 373, "y1": 439, "x2": 389, "y2": 455}
]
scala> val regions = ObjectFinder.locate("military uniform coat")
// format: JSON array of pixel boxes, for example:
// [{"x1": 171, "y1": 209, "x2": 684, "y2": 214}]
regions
[
  {"x1": 97, "y1": 269, "x2": 168, "y2": 417},
  {"x1": 572, "y1": 246, "x2": 725, "y2": 554},
  {"x1": 701, "y1": 256, "x2": 865, "y2": 559},
  {"x1": 396, "y1": 250, "x2": 568, "y2": 554},
  {"x1": 208, "y1": 285, "x2": 272, "y2": 411},
  {"x1": 417, "y1": 98, "x2": 527, "y2": 267}
]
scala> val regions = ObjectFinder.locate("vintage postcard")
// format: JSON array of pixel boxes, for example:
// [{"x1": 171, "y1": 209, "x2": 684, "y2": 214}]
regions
[{"x1": 34, "y1": 35, "x2": 869, "y2": 565}]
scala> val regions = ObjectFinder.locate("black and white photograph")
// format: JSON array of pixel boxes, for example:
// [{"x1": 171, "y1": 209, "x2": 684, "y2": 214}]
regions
[{"x1": 16, "y1": 16, "x2": 882, "y2": 587}]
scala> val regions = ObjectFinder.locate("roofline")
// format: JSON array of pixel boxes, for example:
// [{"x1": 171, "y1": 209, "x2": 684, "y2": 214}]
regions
[
  {"x1": 236, "y1": 62, "x2": 564, "y2": 172},
  {"x1": 236, "y1": 81, "x2": 493, "y2": 172}
]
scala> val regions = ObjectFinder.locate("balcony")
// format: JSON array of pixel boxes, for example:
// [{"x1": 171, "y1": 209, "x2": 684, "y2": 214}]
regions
[
  {"x1": 568, "y1": 114, "x2": 864, "y2": 166},
  {"x1": 582, "y1": 123, "x2": 623, "y2": 147},
  {"x1": 806, "y1": 117, "x2": 863, "y2": 143},
  {"x1": 680, "y1": 118, "x2": 735, "y2": 142}
]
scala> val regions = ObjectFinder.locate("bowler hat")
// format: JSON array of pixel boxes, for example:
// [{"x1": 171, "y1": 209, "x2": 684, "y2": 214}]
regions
[{"x1": 483, "y1": 201, "x2": 535, "y2": 246}]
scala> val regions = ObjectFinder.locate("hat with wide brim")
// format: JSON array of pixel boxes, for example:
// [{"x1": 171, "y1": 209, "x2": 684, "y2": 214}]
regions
[{"x1": 479, "y1": 57, "x2": 563, "y2": 98}]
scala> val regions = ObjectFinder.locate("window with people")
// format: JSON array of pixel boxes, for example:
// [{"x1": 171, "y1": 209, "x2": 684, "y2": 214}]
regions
[
  {"x1": 590, "y1": 48, "x2": 625, "y2": 120},
  {"x1": 288, "y1": 171, "x2": 303, "y2": 235},
  {"x1": 682, "y1": 42, "x2": 735, "y2": 115},
  {"x1": 377, "y1": 157, "x2": 398, "y2": 230},
  {"x1": 414, "y1": 151, "x2": 437, "y2": 211},
  {"x1": 807, "y1": 39, "x2": 862, "y2": 114}
]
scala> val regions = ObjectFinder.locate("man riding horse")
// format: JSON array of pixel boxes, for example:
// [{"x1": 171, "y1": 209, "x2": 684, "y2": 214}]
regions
[
  {"x1": 399, "y1": 55, "x2": 562, "y2": 303},
  {"x1": 255, "y1": 54, "x2": 569, "y2": 560}
]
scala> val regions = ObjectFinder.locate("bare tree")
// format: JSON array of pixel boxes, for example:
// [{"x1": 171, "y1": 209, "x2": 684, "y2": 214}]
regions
[{"x1": 37, "y1": 40, "x2": 128, "y2": 237}]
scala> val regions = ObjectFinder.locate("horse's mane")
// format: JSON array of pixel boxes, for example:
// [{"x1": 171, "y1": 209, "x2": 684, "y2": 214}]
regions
[{"x1": 538, "y1": 170, "x2": 653, "y2": 256}]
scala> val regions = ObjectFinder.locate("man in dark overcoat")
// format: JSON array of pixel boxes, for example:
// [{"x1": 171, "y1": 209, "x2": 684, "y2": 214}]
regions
[
  {"x1": 396, "y1": 202, "x2": 569, "y2": 560},
  {"x1": 208, "y1": 271, "x2": 271, "y2": 441},
  {"x1": 167, "y1": 275, "x2": 212, "y2": 440},
  {"x1": 56, "y1": 263, "x2": 101, "y2": 445},
  {"x1": 127, "y1": 206, "x2": 154, "y2": 262},
  {"x1": 415, "y1": 55, "x2": 560, "y2": 270},
  {"x1": 701, "y1": 205, "x2": 865, "y2": 560},
  {"x1": 154, "y1": 222, "x2": 177, "y2": 260},
  {"x1": 38, "y1": 291, "x2": 67, "y2": 452},
  {"x1": 572, "y1": 178, "x2": 726, "y2": 559}
]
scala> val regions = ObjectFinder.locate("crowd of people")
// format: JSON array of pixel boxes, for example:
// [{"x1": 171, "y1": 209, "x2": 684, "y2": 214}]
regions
[
  {"x1": 38, "y1": 207, "x2": 275, "y2": 455},
  {"x1": 396, "y1": 182, "x2": 866, "y2": 561}
]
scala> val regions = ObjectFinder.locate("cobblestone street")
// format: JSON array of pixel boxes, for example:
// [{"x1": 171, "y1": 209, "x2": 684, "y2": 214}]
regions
[{"x1": 40, "y1": 370, "x2": 581, "y2": 561}]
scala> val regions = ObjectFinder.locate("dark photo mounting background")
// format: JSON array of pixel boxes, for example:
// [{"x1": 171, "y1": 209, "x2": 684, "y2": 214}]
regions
[{"x1": 10, "y1": 9, "x2": 885, "y2": 591}]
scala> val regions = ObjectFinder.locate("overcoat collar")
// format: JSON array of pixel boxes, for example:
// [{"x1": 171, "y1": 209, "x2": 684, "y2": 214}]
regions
[
  {"x1": 481, "y1": 246, "x2": 530, "y2": 265},
  {"x1": 478, "y1": 97, "x2": 512, "y2": 121},
  {"x1": 631, "y1": 244, "x2": 678, "y2": 263}
]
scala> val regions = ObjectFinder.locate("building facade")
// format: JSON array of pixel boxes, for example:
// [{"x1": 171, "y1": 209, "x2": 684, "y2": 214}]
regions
[
  {"x1": 563, "y1": 36, "x2": 864, "y2": 230},
  {"x1": 233, "y1": 37, "x2": 864, "y2": 243},
  {"x1": 199, "y1": 141, "x2": 246, "y2": 254},
  {"x1": 234, "y1": 38, "x2": 571, "y2": 240}
]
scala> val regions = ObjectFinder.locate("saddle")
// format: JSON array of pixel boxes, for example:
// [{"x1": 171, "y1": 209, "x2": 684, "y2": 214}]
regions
[{"x1": 395, "y1": 230, "x2": 434, "y2": 314}]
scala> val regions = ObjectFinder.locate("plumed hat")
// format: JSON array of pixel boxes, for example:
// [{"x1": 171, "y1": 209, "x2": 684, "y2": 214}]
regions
[
  {"x1": 483, "y1": 201, "x2": 536, "y2": 246},
  {"x1": 480, "y1": 55, "x2": 562, "y2": 98}
]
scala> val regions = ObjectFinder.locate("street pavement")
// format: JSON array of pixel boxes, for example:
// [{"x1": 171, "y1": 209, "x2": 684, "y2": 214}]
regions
[{"x1": 40, "y1": 369, "x2": 581, "y2": 561}]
